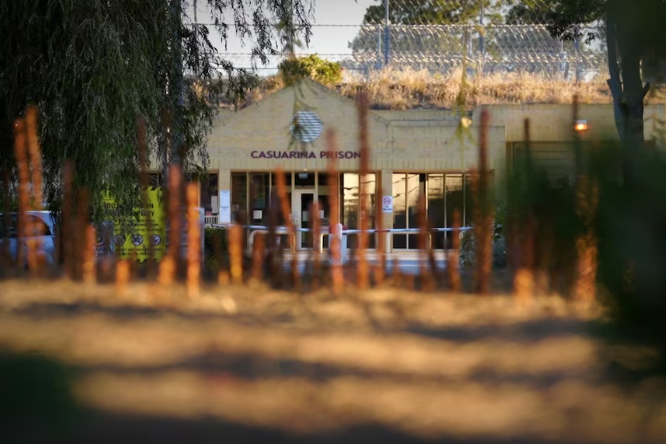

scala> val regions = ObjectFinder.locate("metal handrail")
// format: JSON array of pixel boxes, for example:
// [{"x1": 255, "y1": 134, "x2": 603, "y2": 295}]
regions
[
  {"x1": 212, "y1": 223, "x2": 473, "y2": 255},
  {"x1": 212, "y1": 224, "x2": 300, "y2": 254},
  {"x1": 317, "y1": 227, "x2": 473, "y2": 253}
]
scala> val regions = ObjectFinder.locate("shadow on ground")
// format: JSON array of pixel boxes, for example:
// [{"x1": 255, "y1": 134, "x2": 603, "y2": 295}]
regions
[{"x1": 6, "y1": 407, "x2": 595, "y2": 444}]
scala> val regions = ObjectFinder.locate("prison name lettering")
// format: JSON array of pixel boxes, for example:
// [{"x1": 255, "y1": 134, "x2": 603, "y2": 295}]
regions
[{"x1": 250, "y1": 151, "x2": 360, "y2": 159}]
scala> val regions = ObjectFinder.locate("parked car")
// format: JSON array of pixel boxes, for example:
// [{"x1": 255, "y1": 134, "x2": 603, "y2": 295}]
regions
[{"x1": 0, "y1": 211, "x2": 57, "y2": 267}]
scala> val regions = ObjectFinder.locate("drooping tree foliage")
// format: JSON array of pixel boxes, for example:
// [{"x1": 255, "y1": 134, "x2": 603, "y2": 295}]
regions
[
  {"x1": 504, "y1": 0, "x2": 553, "y2": 25},
  {"x1": 0, "y1": 0, "x2": 314, "y2": 223},
  {"x1": 545, "y1": 0, "x2": 666, "y2": 152},
  {"x1": 359, "y1": 0, "x2": 487, "y2": 25}
]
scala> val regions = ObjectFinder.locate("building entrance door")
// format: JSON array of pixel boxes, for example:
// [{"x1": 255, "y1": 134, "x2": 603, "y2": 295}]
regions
[{"x1": 291, "y1": 189, "x2": 315, "y2": 249}]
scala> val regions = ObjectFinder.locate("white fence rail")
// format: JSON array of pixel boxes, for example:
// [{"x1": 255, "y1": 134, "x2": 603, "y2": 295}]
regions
[{"x1": 204, "y1": 215, "x2": 218, "y2": 227}]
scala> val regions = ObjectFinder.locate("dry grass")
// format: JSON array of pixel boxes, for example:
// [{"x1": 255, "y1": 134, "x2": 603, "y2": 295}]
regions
[{"x1": 229, "y1": 68, "x2": 617, "y2": 111}]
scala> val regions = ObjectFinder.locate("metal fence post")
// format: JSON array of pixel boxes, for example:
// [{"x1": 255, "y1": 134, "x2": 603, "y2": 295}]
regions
[
  {"x1": 574, "y1": 25, "x2": 581, "y2": 83},
  {"x1": 377, "y1": 24, "x2": 383, "y2": 70},
  {"x1": 384, "y1": 0, "x2": 390, "y2": 67},
  {"x1": 478, "y1": 0, "x2": 485, "y2": 62}
]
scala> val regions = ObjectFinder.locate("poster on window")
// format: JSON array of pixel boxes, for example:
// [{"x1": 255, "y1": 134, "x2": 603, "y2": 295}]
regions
[{"x1": 219, "y1": 190, "x2": 231, "y2": 224}]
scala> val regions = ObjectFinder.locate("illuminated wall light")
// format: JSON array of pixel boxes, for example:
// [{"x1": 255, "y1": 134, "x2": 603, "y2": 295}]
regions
[{"x1": 575, "y1": 120, "x2": 589, "y2": 132}]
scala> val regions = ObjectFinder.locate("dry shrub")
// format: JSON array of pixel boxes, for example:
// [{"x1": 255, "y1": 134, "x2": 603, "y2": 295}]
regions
[{"x1": 228, "y1": 67, "x2": 613, "y2": 111}]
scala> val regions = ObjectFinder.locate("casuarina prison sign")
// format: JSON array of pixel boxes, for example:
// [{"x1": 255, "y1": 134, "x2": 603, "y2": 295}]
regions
[{"x1": 250, "y1": 151, "x2": 360, "y2": 159}]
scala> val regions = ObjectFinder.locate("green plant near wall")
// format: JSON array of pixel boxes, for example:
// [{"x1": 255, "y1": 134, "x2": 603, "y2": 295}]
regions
[
  {"x1": 203, "y1": 227, "x2": 229, "y2": 268},
  {"x1": 279, "y1": 55, "x2": 343, "y2": 87},
  {"x1": 458, "y1": 212, "x2": 508, "y2": 271}
]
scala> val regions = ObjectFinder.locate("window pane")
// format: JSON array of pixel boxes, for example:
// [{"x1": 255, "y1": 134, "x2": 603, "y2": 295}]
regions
[
  {"x1": 406, "y1": 174, "x2": 422, "y2": 249},
  {"x1": 249, "y1": 173, "x2": 270, "y2": 224},
  {"x1": 361, "y1": 173, "x2": 376, "y2": 248},
  {"x1": 341, "y1": 173, "x2": 358, "y2": 248},
  {"x1": 317, "y1": 173, "x2": 333, "y2": 248},
  {"x1": 464, "y1": 174, "x2": 476, "y2": 228},
  {"x1": 27, "y1": 216, "x2": 51, "y2": 236},
  {"x1": 271, "y1": 171, "x2": 292, "y2": 187},
  {"x1": 317, "y1": 173, "x2": 332, "y2": 227},
  {"x1": 427, "y1": 174, "x2": 445, "y2": 249},
  {"x1": 294, "y1": 172, "x2": 315, "y2": 187},
  {"x1": 231, "y1": 173, "x2": 247, "y2": 223},
  {"x1": 445, "y1": 174, "x2": 464, "y2": 249},
  {"x1": 200, "y1": 173, "x2": 218, "y2": 214},
  {"x1": 300, "y1": 192, "x2": 315, "y2": 248},
  {"x1": 269, "y1": 171, "x2": 292, "y2": 226},
  {"x1": 392, "y1": 173, "x2": 406, "y2": 249}
]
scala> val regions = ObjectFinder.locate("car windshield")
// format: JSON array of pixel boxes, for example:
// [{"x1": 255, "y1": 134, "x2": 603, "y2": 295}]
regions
[{"x1": 0, "y1": 214, "x2": 51, "y2": 238}]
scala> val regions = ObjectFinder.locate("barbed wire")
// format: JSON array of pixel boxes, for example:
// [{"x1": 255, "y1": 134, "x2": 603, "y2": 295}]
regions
[{"x1": 191, "y1": 1, "x2": 609, "y2": 81}]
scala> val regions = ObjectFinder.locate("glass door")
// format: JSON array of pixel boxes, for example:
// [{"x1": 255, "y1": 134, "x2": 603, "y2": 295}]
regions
[{"x1": 292, "y1": 189, "x2": 315, "y2": 249}]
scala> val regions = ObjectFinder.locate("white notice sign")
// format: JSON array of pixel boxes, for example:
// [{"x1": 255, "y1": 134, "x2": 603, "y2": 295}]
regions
[
  {"x1": 219, "y1": 190, "x2": 231, "y2": 224},
  {"x1": 382, "y1": 195, "x2": 393, "y2": 213}
]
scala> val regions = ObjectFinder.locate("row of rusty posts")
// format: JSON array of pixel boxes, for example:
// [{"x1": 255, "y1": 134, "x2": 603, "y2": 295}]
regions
[{"x1": 3, "y1": 97, "x2": 598, "y2": 300}]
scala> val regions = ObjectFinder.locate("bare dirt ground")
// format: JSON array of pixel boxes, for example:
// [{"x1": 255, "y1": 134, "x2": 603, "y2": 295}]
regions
[{"x1": 1, "y1": 279, "x2": 665, "y2": 444}]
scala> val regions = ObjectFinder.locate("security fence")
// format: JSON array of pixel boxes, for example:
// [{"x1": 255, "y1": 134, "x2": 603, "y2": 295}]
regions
[
  {"x1": 195, "y1": 0, "x2": 609, "y2": 82},
  {"x1": 345, "y1": 0, "x2": 607, "y2": 80}
]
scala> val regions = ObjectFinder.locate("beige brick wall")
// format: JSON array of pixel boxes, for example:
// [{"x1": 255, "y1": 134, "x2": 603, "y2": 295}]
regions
[
  {"x1": 476, "y1": 104, "x2": 666, "y2": 143},
  {"x1": 374, "y1": 109, "x2": 463, "y2": 122},
  {"x1": 158, "y1": 82, "x2": 666, "y2": 178},
  {"x1": 148, "y1": 79, "x2": 666, "y2": 250},
  {"x1": 206, "y1": 79, "x2": 507, "y2": 251},
  {"x1": 207, "y1": 78, "x2": 506, "y2": 187},
  {"x1": 207, "y1": 79, "x2": 388, "y2": 172}
]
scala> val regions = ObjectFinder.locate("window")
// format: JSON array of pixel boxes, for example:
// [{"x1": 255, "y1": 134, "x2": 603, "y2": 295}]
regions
[
  {"x1": 341, "y1": 173, "x2": 359, "y2": 231},
  {"x1": 200, "y1": 173, "x2": 218, "y2": 214},
  {"x1": 26, "y1": 216, "x2": 52, "y2": 236},
  {"x1": 391, "y1": 172, "x2": 489, "y2": 249},
  {"x1": 428, "y1": 174, "x2": 445, "y2": 249},
  {"x1": 229, "y1": 171, "x2": 377, "y2": 249},
  {"x1": 249, "y1": 173, "x2": 270, "y2": 224},
  {"x1": 340, "y1": 173, "x2": 376, "y2": 248},
  {"x1": 362, "y1": 173, "x2": 376, "y2": 249},
  {"x1": 445, "y1": 174, "x2": 464, "y2": 249},
  {"x1": 294, "y1": 172, "x2": 315, "y2": 187},
  {"x1": 0, "y1": 215, "x2": 50, "y2": 238},
  {"x1": 392, "y1": 173, "x2": 407, "y2": 249},
  {"x1": 231, "y1": 173, "x2": 248, "y2": 223}
]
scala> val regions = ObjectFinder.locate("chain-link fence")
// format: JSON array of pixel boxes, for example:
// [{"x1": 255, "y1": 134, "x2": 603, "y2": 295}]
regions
[
  {"x1": 345, "y1": 24, "x2": 607, "y2": 81},
  {"x1": 345, "y1": 0, "x2": 607, "y2": 81},
  {"x1": 196, "y1": 0, "x2": 609, "y2": 82}
]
